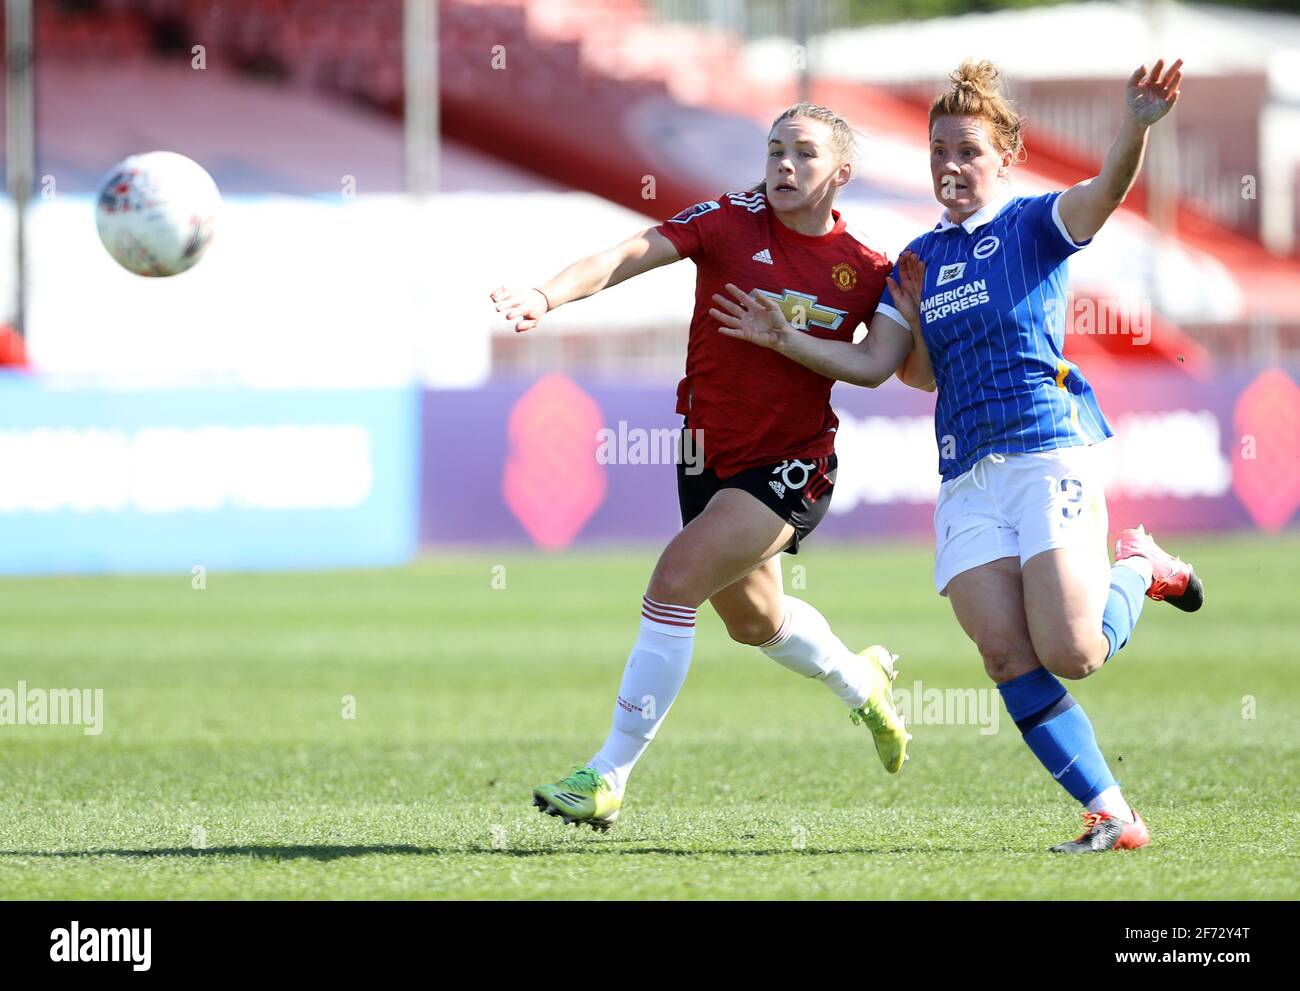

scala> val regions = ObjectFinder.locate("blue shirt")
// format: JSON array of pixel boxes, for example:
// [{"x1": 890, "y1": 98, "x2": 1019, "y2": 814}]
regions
[{"x1": 878, "y1": 190, "x2": 1113, "y2": 481}]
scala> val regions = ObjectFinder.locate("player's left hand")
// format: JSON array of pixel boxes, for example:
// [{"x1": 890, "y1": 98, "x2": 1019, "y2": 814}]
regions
[
  {"x1": 1126, "y1": 58, "x2": 1182, "y2": 126},
  {"x1": 710, "y1": 283, "x2": 791, "y2": 350},
  {"x1": 886, "y1": 251, "x2": 926, "y2": 330}
]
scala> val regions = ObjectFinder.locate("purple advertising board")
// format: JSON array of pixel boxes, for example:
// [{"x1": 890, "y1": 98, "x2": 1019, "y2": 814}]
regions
[{"x1": 421, "y1": 368, "x2": 1300, "y2": 550}]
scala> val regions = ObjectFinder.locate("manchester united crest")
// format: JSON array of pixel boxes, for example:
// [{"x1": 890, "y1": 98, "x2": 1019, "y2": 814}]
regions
[{"x1": 831, "y1": 262, "x2": 858, "y2": 292}]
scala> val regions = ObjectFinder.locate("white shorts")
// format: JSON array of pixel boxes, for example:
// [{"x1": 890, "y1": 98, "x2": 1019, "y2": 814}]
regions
[{"x1": 933, "y1": 444, "x2": 1110, "y2": 595}]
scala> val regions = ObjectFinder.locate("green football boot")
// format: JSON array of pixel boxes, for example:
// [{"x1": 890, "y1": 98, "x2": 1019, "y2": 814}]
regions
[
  {"x1": 848, "y1": 645, "x2": 911, "y2": 773},
  {"x1": 531, "y1": 766, "x2": 621, "y2": 832}
]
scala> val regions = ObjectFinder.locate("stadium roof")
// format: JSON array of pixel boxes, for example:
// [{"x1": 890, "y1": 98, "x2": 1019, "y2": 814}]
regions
[{"x1": 745, "y1": 0, "x2": 1300, "y2": 84}]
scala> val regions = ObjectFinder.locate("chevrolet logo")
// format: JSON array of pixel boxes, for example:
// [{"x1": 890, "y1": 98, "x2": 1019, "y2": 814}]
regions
[{"x1": 754, "y1": 289, "x2": 848, "y2": 332}]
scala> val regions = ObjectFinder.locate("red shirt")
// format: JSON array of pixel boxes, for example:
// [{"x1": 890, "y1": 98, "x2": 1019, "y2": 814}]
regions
[{"x1": 656, "y1": 190, "x2": 892, "y2": 478}]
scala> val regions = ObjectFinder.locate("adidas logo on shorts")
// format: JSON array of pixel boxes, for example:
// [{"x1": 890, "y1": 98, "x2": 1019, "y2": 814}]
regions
[
  {"x1": 752, "y1": 248, "x2": 774, "y2": 265},
  {"x1": 769, "y1": 479, "x2": 786, "y2": 498}
]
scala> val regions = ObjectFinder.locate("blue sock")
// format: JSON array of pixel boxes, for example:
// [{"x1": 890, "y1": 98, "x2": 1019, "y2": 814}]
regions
[
  {"x1": 1101, "y1": 563, "x2": 1148, "y2": 661},
  {"x1": 998, "y1": 668, "x2": 1117, "y2": 804}
]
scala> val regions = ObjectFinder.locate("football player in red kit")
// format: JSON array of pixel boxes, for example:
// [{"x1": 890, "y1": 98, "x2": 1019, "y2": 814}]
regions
[{"x1": 492, "y1": 104, "x2": 923, "y2": 831}]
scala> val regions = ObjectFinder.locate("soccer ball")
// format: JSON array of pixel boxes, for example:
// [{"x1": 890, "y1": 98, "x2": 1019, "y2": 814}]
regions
[{"x1": 95, "y1": 151, "x2": 220, "y2": 277}]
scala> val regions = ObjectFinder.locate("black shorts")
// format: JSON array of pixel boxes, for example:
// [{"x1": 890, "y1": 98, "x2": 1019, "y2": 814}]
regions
[{"x1": 677, "y1": 446, "x2": 837, "y2": 555}]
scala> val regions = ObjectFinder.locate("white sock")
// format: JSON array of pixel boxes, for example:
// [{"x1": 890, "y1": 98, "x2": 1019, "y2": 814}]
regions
[
  {"x1": 588, "y1": 596, "x2": 696, "y2": 797},
  {"x1": 1115, "y1": 556, "x2": 1154, "y2": 591},
  {"x1": 757, "y1": 596, "x2": 878, "y2": 708},
  {"x1": 1086, "y1": 785, "x2": 1135, "y2": 823}
]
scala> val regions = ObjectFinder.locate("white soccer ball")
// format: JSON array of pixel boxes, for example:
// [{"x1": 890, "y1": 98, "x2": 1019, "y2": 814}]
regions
[{"x1": 95, "y1": 151, "x2": 220, "y2": 277}]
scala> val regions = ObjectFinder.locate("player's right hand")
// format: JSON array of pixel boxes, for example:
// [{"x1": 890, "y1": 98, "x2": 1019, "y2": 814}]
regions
[
  {"x1": 490, "y1": 286, "x2": 549, "y2": 333},
  {"x1": 710, "y1": 283, "x2": 791, "y2": 351}
]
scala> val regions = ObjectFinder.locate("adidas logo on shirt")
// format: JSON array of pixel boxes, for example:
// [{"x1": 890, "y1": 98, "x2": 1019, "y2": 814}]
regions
[
  {"x1": 769, "y1": 479, "x2": 786, "y2": 498},
  {"x1": 752, "y1": 248, "x2": 774, "y2": 265}
]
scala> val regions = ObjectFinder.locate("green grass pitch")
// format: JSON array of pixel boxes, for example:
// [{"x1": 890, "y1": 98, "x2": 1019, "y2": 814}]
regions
[{"x1": 0, "y1": 533, "x2": 1296, "y2": 899}]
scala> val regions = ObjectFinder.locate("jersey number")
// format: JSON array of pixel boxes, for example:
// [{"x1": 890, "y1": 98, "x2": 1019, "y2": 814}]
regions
[{"x1": 1060, "y1": 477, "x2": 1084, "y2": 519}]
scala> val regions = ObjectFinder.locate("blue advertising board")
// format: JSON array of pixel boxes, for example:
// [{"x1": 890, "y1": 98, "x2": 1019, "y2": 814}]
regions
[{"x1": 0, "y1": 375, "x2": 419, "y2": 574}]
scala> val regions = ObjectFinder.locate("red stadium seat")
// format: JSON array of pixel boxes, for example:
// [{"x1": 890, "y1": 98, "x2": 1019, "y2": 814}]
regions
[{"x1": 0, "y1": 325, "x2": 28, "y2": 368}]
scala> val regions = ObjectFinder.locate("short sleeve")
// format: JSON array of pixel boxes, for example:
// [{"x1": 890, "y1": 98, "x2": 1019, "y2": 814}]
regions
[
  {"x1": 655, "y1": 198, "x2": 725, "y2": 262},
  {"x1": 875, "y1": 274, "x2": 908, "y2": 331},
  {"x1": 1021, "y1": 191, "x2": 1092, "y2": 262},
  {"x1": 874, "y1": 238, "x2": 922, "y2": 331}
]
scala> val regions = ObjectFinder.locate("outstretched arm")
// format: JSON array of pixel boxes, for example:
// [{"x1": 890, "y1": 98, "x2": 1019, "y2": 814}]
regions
[
  {"x1": 709, "y1": 283, "x2": 913, "y2": 389},
  {"x1": 491, "y1": 227, "x2": 681, "y2": 332},
  {"x1": 1057, "y1": 58, "x2": 1183, "y2": 243}
]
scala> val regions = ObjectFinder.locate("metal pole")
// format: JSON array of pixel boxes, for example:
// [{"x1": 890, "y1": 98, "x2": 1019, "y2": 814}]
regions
[
  {"x1": 1143, "y1": 0, "x2": 1179, "y2": 235},
  {"x1": 1142, "y1": 0, "x2": 1179, "y2": 317},
  {"x1": 5, "y1": 0, "x2": 35, "y2": 338},
  {"x1": 403, "y1": 0, "x2": 438, "y2": 196},
  {"x1": 794, "y1": 0, "x2": 810, "y2": 104}
]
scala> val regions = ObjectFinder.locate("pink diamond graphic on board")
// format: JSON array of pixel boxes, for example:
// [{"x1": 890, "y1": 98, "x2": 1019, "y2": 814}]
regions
[
  {"x1": 503, "y1": 375, "x2": 608, "y2": 549},
  {"x1": 1232, "y1": 368, "x2": 1300, "y2": 532}
]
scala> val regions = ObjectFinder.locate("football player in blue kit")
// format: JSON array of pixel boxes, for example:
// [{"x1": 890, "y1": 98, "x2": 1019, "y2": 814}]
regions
[{"x1": 709, "y1": 58, "x2": 1201, "y2": 853}]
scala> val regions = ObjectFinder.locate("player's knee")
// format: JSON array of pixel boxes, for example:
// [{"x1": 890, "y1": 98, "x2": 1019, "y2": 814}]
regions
[
  {"x1": 645, "y1": 564, "x2": 705, "y2": 610},
  {"x1": 1037, "y1": 635, "x2": 1105, "y2": 681},
  {"x1": 723, "y1": 614, "x2": 781, "y2": 646},
  {"x1": 975, "y1": 634, "x2": 1034, "y2": 683}
]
